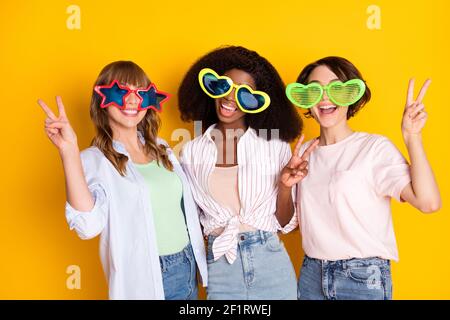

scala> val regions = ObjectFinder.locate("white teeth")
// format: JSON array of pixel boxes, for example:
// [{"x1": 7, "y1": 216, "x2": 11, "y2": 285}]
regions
[
  {"x1": 122, "y1": 109, "x2": 138, "y2": 115},
  {"x1": 221, "y1": 103, "x2": 236, "y2": 112},
  {"x1": 319, "y1": 105, "x2": 336, "y2": 110}
]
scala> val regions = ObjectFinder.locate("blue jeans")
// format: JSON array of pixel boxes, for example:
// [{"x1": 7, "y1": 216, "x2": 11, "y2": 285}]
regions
[
  {"x1": 160, "y1": 243, "x2": 198, "y2": 300},
  {"x1": 206, "y1": 230, "x2": 297, "y2": 300},
  {"x1": 298, "y1": 255, "x2": 392, "y2": 300}
]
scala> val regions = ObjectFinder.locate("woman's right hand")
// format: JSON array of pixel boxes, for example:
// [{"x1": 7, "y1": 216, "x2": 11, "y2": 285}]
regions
[
  {"x1": 279, "y1": 134, "x2": 319, "y2": 189},
  {"x1": 37, "y1": 96, "x2": 79, "y2": 154}
]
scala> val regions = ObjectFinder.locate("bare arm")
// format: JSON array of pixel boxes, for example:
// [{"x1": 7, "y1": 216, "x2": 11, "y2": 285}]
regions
[
  {"x1": 275, "y1": 184, "x2": 295, "y2": 227},
  {"x1": 400, "y1": 79, "x2": 441, "y2": 213},
  {"x1": 276, "y1": 136, "x2": 319, "y2": 226},
  {"x1": 38, "y1": 96, "x2": 94, "y2": 212}
]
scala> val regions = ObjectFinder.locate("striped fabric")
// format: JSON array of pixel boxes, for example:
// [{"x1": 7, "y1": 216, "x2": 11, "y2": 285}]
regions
[{"x1": 180, "y1": 124, "x2": 298, "y2": 264}]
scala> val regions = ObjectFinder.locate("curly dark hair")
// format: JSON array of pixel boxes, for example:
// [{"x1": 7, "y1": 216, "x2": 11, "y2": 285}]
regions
[
  {"x1": 296, "y1": 56, "x2": 371, "y2": 119},
  {"x1": 178, "y1": 46, "x2": 302, "y2": 142}
]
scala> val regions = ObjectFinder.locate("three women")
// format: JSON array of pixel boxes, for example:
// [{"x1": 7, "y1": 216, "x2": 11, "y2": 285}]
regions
[{"x1": 38, "y1": 49, "x2": 440, "y2": 300}]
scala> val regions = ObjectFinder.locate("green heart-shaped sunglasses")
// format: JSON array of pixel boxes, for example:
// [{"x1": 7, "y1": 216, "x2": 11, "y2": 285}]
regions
[{"x1": 286, "y1": 79, "x2": 366, "y2": 109}]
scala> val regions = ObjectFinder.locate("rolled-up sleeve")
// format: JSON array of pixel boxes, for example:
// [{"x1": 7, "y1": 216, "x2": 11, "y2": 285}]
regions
[
  {"x1": 372, "y1": 138, "x2": 411, "y2": 203},
  {"x1": 65, "y1": 148, "x2": 109, "y2": 240},
  {"x1": 65, "y1": 182, "x2": 108, "y2": 240}
]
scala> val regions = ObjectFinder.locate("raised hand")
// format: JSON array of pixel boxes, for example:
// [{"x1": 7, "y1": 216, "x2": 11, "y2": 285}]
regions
[
  {"x1": 402, "y1": 78, "x2": 431, "y2": 137},
  {"x1": 37, "y1": 96, "x2": 78, "y2": 154},
  {"x1": 279, "y1": 134, "x2": 319, "y2": 188}
]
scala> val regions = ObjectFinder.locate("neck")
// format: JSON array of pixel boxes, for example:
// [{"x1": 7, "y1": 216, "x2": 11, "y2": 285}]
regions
[
  {"x1": 319, "y1": 121, "x2": 354, "y2": 146},
  {"x1": 111, "y1": 125, "x2": 142, "y2": 151},
  {"x1": 216, "y1": 119, "x2": 247, "y2": 139}
]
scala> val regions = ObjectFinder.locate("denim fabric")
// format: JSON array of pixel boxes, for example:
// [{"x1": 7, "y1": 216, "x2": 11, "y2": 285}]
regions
[
  {"x1": 206, "y1": 230, "x2": 297, "y2": 300},
  {"x1": 298, "y1": 255, "x2": 392, "y2": 300},
  {"x1": 160, "y1": 243, "x2": 198, "y2": 300}
]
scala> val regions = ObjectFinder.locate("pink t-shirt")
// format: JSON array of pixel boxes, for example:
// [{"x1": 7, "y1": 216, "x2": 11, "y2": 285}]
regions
[{"x1": 296, "y1": 132, "x2": 411, "y2": 261}]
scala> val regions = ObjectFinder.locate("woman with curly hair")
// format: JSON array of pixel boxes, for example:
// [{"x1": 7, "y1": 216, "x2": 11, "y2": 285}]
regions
[
  {"x1": 178, "y1": 46, "x2": 318, "y2": 299},
  {"x1": 37, "y1": 61, "x2": 207, "y2": 300}
]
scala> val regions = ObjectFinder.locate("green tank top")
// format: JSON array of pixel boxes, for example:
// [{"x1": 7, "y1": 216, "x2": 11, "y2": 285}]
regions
[{"x1": 134, "y1": 160, "x2": 189, "y2": 256}]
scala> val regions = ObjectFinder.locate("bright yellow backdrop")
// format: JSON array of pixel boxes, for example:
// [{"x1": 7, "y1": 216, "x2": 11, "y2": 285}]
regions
[{"x1": 0, "y1": 0, "x2": 448, "y2": 299}]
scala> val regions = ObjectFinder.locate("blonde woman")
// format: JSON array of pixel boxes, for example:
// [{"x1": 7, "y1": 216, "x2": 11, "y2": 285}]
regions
[{"x1": 37, "y1": 61, "x2": 207, "y2": 300}]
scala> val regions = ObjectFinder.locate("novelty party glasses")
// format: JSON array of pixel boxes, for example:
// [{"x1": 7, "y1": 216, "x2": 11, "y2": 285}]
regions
[
  {"x1": 94, "y1": 80, "x2": 170, "y2": 112},
  {"x1": 198, "y1": 68, "x2": 271, "y2": 114},
  {"x1": 286, "y1": 79, "x2": 366, "y2": 109}
]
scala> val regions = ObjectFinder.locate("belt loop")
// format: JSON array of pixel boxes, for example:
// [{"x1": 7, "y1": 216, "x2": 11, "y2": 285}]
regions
[
  {"x1": 184, "y1": 243, "x2": 193, "y2": 262},
  {"x1": 259, "y1": 230, "x2": 266, "y2": 244},
  {"x1": 159, "y1": 256, "x2": 166, "y2": 272},
  {"x1": 184, "y1": 242, "x2": 190, "y2": 256}
]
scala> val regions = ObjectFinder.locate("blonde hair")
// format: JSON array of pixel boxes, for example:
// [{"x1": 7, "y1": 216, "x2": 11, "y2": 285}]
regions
[{"x1": 89, "y1": 61, "x2": 173, "y2": 176}]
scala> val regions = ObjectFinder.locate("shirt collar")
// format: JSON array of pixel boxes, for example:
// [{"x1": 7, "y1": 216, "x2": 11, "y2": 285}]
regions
[
  {"x1": 202, "y1": 123, "x2": 257, "y2": 143},
  {"x1": 112, "y1": 131, "x2": 146, "y2": 156}
]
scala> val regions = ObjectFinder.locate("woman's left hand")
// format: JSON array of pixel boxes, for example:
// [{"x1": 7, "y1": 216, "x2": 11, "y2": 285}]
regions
[
  {"x1": 402, "y1": 78, "x2": 431, "y2": 138},
  {"x1": 279, "y1": 135, "x2": 319, "y2": 189},
  {"x1": 399, "y1": 78, "x2": 442, "y2": 213}
]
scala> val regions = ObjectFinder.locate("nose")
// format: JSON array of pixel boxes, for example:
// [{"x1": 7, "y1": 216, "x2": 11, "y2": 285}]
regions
[
  {"x1": 223, "y1": 87, "x2": 236, "y2": 102},
  {"x1": 322, "y1": 89, "x2": 329, "y2": 101},
  {"x1": 125, "y1": 91, "x2": 140, "y2": 107}
]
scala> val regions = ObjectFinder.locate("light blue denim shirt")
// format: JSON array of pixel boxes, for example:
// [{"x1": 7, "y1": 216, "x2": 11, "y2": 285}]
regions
[{"x1": 65, "y1": 134, "x2": 207, "y2": 300}]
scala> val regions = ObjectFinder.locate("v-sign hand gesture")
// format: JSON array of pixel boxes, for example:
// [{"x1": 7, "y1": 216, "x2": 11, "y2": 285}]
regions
[
  {"x1": 279, "y1": 135, "x2": 320, "y2": 189},
  {"x1": 402, "y1": 78, "x2": 431, "y2": 137},
  {"x1": 37, "y1": 96, "x2": 78, "y2": 154}
]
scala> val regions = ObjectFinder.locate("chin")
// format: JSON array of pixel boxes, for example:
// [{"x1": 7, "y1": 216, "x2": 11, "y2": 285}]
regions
[
  {"x1": 317, "y1": 119, "x2": 338, "y2": 128},
  {"x1": 217, "y1": 115, "x2": 239, "y2": 124},
  {"x1": 215, "y1": 107, "x2": 245, "y2": 124},
  {"x1": 114, "y1": 117, "x2": 145, "y2": 129},
  {"x1": 313, "y1": 110, "x2": 347, "y2": 129}
]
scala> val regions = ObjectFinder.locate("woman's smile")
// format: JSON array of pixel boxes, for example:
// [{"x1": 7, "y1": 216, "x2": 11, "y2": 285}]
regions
[
  {"x1": 120, "y1": 108, "x2": 139, "y2": 117},
  {"x1": 218, "y1": 101, "x2": 238, "y2": 117},
  {"x1": 316, "y1": 102, "x2": 338, "y2": 115}
]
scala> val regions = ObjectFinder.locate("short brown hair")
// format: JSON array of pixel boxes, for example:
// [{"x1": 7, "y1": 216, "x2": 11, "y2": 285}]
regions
[{"x1": 296, "y1": 56, "x2": 371, "y2": 119}]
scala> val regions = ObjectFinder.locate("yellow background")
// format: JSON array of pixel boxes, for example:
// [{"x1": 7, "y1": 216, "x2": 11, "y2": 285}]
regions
[{"x1": 0, "y1": 0, "x2": 448, "y2": 299}]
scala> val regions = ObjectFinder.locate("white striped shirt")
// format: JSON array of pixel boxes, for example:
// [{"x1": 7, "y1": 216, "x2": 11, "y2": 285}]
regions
[{"x1": 180, "y1": 124, "x2": 298, "y2": 264}]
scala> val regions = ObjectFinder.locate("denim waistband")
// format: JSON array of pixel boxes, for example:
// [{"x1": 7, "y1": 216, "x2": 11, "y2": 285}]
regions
[
  {"x1": 207, "y1": 230, "x2": 276, "y2": 247},
  {"x1": 159, "y1": 243, "x2": 193, "y2": 270},
  {"x1": 305, "y1": 255, "x2": 390, "y2": 268}
]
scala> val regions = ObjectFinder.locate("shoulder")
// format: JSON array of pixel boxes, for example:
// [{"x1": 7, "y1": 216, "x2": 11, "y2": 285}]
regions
[
  {"x1": 156, "y1": 137, "x2": 170, "y2": 148},
  {"x1": 78, "y1": 146, "x2": 113, "y2": 176},
  {"x1": 356, "y1": 132, "x2": 398, "y2": 151},
  {"x1": 156, "y1": 137, "x2": 175, "y2": 156},
  {"x1": 246, "y1": 132, "x2": 293, "y2": 164},
  {"x1": 355, "y1": 132, "x2": 406, "y2": 164},
  {"x1": 248, "y1": 128, "x2": 289, "y2": 149},
  {"x1": 298, "y1": 137, "x2": 318, "y2": 154},
  {"x1": 80, "y1": 146, "x2": 105, "y2": 163},
  {"x1": 156, "y1": 137, "x2": 182, "y2": 166},
  {"x1": 356, "y1": 132, "x2": 389, "y2": 143},
  {"x1": 269, "y1": 138, "x2": 291, "y2": 154},
  {"x1": 180, "y1": 134, "x2": 208, "y2": 157}
]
